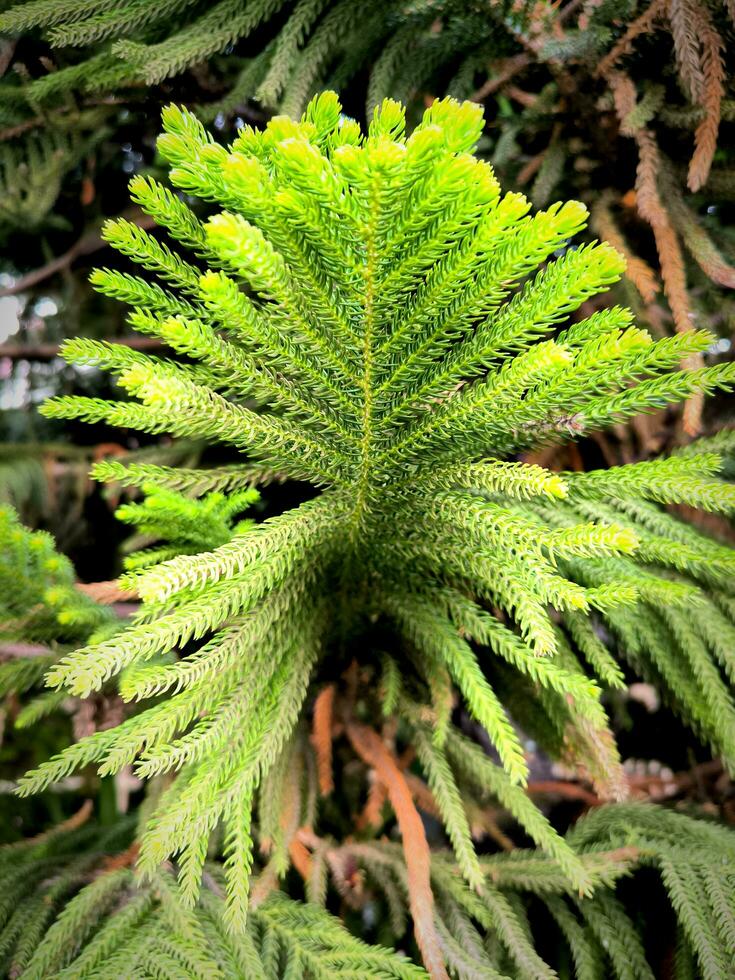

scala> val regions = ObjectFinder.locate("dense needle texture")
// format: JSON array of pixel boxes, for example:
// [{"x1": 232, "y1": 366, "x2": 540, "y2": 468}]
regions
[{"x1": 17, "y1": 93, "x2": 735, "y2": 964}]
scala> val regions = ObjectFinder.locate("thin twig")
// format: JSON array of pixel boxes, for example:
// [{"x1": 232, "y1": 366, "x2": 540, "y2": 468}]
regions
[
  {"x1": 471, "y1": 54, "x2": 531, "y2": 102},
  {"x1": 0, "y1": 208, "x2": 155, "y2": 298},
  {"x1": 76, "y1": 580, "x2": 138, "y2": 604},
  {"x1": 526, "y1": 779, "x2": 601, "y2": 807},
  {"x1": 0, "y1": 336, "x2": 164, "y2": 361}
]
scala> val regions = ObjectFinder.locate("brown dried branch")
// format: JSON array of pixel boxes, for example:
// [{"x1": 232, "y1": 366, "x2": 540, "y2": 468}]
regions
[
  {"x1": 668, "y1": 0, "x2": 705, "y2": 102},
  {"x1": 21, "y1": 799, "x2": 93, "y2": 845},
  {"x1": 595, "y1": 0, "x2": 667, "y2": 78},
  {"x1": 311, "y1": 684, "x2": 335, "y2": 796},
  {"x1": 504, "y1": 85, "x2": 538, "y2": 109},
  {"x1": 687, "y1": 3, "x2": 725, "y2": 191},
  {"x1": 0, "y1": 208, "x2": 155, "y2": 298},
  {"x1": 76, "y1": 579, "x2": 138, "y2": 604},
  {"x1": 590, "y1": 196, "x2": 660, "y2": 303},
  {"x1": 471, "y1": 54, "x2": 531, "y2": 102},
  {"x1": 627, "y1": 758, "x2": 725, "y2": 799},
  {"x1": 0, "y1": 117, "x2": 45, "y2": 142},
  {"x1": 526, "y1": 780, "x2": 602, "y2": 807},
  {"x1": 516, "y1": 151, "x2": 545, "y2": 188},
  {"x1": 0, "y1": 336, "x2": 165, "y2": 362},
  {"x1": 345, "y1": 721, "x2": 448, "y2": 980}
]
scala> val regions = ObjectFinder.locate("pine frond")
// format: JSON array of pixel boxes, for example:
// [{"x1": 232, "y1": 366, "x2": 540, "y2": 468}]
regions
[
  {"x1": 0, "y1": 821, "x2": 427, "y2": 978},
  {"x1": 16, "y1": 92, "x2": 735, "y2": 971}
]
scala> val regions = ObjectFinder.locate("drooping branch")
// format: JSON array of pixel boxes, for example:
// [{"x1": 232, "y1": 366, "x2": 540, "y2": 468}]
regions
[
  {"x1": 346, "y1": 720, "x2": 449, "y2": 980},
  {"x1": 311, "y1": 683, "x2": 335, "y2": 796},
  {"x1": 0, "y1": 208, "x2": 155, "y2": 299}
]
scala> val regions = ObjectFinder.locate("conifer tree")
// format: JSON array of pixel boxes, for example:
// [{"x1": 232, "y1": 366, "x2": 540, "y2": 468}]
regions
[
  {"x1": 7, "y1": 91, "x2": 735, "y2": 976},
  {"x1": 2, "y1": 0, "x2": 733, "y2": 453}
]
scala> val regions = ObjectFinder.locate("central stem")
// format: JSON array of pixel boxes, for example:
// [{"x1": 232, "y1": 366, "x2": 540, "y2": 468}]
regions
[{"x1": 350, "y1": 178, "x2": 381, "y2": 544}]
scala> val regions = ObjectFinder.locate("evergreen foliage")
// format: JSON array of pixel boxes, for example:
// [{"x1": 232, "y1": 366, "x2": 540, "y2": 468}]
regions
[
  {"x1": 323, "y1": 802, "x2": 735, "y2": 979},
  {"x1": 1, "y1": 802, "x2": 733, "y2": 978},
  {"x1": 115, "y1": 482, "x2": 259, "y2": 571},
  {"x1": 0, "y1": 485, "x2": 258, "y2": 733},
  {"x1": 0, "y1": 0, "x2": 532, "y2": 112},
  {"x1": 11, "y1": 92, "x2": 735, "y2": 975},
  {"x1": 0, "y1": 817, "x2": 425, "y2": 979},
  {"x1": 1, "y1": 0, "x2": 734, "y2": 365},
  {"x1": 0, "y1": 505, "x2": 116, "y2": 730},
  {"x1": 0, "y1": 503, "x2": 111, "y2": 647}
]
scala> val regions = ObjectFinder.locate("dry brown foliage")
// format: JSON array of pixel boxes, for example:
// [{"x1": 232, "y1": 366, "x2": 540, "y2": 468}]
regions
[
  {"x1": 668, "y1": 0, "x2": 706, "y2": 101},
  {"x1": 346, "y1": 721, "x2": 448, "y2": 980},
  {"x1": 590, "y1": 197, "x2": 660, "y2": 303},
  {"x1": 596, "y1": 0, "x2": 668, "y2": 78},
  {"x1": 311, "y1": 683, "x2": 335, "y2": 796},
  {"x1": 687, "y1": 2, "x2": 726, "y2": 191}
]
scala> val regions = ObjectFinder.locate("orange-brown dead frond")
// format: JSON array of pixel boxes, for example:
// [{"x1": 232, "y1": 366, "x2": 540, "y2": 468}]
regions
[
  {"x1": 632, "y1": 125, "x2": 692, "y2": 338},
  {"x1": 76, "y1": 579, "x2": 137, "y2": 604},
  {"x1": 596, "y1": 0, "x2": 667, "y2": 78},
  {"x1": 687, "y1": 5, "x2": 725, "y2": 192},
  {"x1": 608, "y1": 70, "x2": 639, "y2": 138},
  {"x1": 101, "y1": 840, "x2": 140, "y2": 871},
  {"x1": 591, "y1": 197, "x2": 660, "y2": 303},
  {"x1": 311, "y1": 683, "x2": 335, "y2": 796},
  {"x1": 611, "y1": 73, "x2": 695, "y2": 371},
  {"x1": 288, "y1": 836, "x2": 313, "y2": 882},
  {"x1": 682, "y1": 361, "x2": 705, "y2": 437},
  {"x1": 358, "y1": 777, "x2": 388, "y2": 830},
  {"x1": 346, "y1": 721, "x2": 448, "y2": 980},
  {"x1": 668, "y1": 0, "x2": 706, "y2": 102}
]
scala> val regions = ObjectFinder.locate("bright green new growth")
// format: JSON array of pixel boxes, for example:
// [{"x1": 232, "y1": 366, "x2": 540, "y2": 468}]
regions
[
  {"x1": 0, "y1": 505, "x2": 110, "y2": 644},
  {"x1": 26, "y1": 93, "x2": 735, "y2": 932},
  {"x1": 0, "y1": 506, "x2": 117, "y2": 729},
  {"x1": 116, "y1": 484, "x2": 260, "y2": 571},
  {"x1": 0, "y1": 489, "x2": 259, "y2": 734}
]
